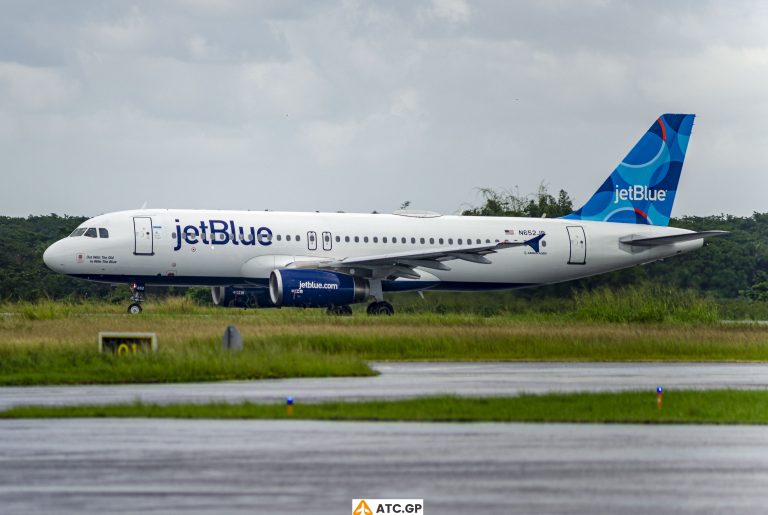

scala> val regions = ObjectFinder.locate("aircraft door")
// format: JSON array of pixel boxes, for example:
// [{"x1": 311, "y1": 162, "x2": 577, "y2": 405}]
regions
[
  {"x1": 322, "y1": 231, "x2": 332, "y2": 251},
  {"x1": 307, "y1": 231, "x2": 317, "y2": 251},
  {"x1": 566, "y1": 226, "x2": 586, "y2": 265},
  {"x1": 133, "y1": 216, "x2": 154, "y2": 256}
]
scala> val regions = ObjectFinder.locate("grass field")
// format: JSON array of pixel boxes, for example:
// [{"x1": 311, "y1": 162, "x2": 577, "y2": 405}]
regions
[
  {"x1": 4, "y1": 390, "x2": 768, "y2": 424},
  {"x1": 1, "y1": 298, "x2": 767, "y2": 385}
]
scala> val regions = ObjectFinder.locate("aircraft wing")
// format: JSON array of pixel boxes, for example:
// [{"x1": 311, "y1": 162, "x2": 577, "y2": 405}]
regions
[
  {"x1": 620, "y1": 230, "x2": 728, "y2": 247},
  {"x1": 286, "y1": 233, "x2": 545, "y2": 280}
]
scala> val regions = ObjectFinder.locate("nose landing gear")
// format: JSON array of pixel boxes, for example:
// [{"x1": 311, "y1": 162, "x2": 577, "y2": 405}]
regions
[{"x1": 128, "y1": 282, "x2": 146, "y2": 314}]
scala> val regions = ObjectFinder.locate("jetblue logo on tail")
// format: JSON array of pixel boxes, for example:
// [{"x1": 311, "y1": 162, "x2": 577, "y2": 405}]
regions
[
  {"x1": 563, "y1": 114, "x2": 694, "y2": 226},
  {"x1": 614, "y1": 185, "x2": 667, "y2": 203}
]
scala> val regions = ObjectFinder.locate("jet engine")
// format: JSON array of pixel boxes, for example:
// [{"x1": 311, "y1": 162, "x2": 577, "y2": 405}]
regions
[{"x1": 269, "y1": 269, "x2": 369, "y2": 307}]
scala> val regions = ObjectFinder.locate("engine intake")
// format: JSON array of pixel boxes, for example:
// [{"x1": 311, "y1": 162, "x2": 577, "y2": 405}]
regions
[{"x1": 269, "y1": 269, "x2": 369, "y2": 307}]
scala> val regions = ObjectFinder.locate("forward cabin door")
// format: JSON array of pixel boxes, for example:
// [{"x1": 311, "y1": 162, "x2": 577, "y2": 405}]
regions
[
  {"x1": 566, "y1": 226, "x2": 586, "y2": 265},
  {"x1": 133, "y1": 216, "x2": 154, "y2": 255},
  {"x1": 307, "y1": 231, "x2": 317, "y2": 251}
]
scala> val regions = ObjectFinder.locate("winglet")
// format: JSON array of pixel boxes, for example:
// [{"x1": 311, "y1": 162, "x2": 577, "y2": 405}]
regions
[{"x1": 525, "y1": 233, "x2": 546, "y2": 253}]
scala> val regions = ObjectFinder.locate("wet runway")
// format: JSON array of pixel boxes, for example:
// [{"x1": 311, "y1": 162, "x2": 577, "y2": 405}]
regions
[
  {"x1": 1, "y1": 362, "x2": 768, "y2": 410},
  {"x1": 3, "y1": 363, "x2": 768, "y2": 514},
  {"x1": 2, "y1": 419, "x2": 768, "y2": 514}
]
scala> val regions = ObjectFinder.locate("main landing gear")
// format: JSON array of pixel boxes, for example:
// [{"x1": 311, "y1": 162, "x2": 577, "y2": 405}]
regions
[
  {"x1": 128, "y1": 282, "x2": 146, "y2": 314},
  {"x1": 326, "y1": 305, "x2": 353, "y2": 316},
  {"x1": 367, "y1": 301, "x2": 394, "y2": 316}
]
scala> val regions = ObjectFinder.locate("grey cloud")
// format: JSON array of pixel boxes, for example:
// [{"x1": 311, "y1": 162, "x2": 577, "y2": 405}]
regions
[{"x1": 0, "y1": 0, "x2": 766, "y2": 217}]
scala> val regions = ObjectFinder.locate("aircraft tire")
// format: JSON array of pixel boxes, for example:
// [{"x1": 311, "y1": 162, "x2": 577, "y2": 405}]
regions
[
  {"x1": 327, "y1": 305, "x2": 353, "y2": 316},
  {"x1": 367, "y1": 301, "x2": 394, "y2": 316},
  {"x1": 128, "y1": 303, "x2": 142, "y2": 315}
]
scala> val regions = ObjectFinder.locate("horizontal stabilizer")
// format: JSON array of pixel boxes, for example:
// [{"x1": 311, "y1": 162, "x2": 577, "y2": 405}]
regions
[{"x1": 620, "y1": 230, "x2": 728, "y2": 247}]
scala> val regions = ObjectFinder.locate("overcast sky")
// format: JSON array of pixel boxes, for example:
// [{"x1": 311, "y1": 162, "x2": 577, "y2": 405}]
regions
[{"x1": 1, "y1": 0, "x2": 766, "y2": 218}]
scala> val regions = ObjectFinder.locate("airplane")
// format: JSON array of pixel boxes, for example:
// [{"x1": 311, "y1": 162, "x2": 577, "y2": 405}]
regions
[{"x1": 43, "y1": 113, "x2": 726, "y2": 315}]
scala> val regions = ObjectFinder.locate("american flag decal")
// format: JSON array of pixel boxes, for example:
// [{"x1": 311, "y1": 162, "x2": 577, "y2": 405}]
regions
[{"x1": 504, "y1": 229, "x2": 514, "y2": 235}]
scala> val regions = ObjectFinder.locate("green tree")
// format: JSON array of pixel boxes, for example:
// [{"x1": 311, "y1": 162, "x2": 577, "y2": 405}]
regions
[{"x1": 462, "y1": 184, "x2": 573, "y2": 218}]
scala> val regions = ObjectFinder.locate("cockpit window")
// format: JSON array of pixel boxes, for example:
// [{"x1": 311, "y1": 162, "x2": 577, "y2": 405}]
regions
[
  {"x1": 69, "y1": 228, "x2": 86, "y2": 237},
  {"x1": 98, "y1": 228, "x2": 109, "y2": 238},
  {"x1": 84, "y1": 228, "x2": 97, "y2": 238}
]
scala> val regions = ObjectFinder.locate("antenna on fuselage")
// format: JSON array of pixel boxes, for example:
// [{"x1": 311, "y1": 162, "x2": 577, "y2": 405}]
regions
[{"x1": 140, "y1": 201, "x2": 148, "y2": 209}]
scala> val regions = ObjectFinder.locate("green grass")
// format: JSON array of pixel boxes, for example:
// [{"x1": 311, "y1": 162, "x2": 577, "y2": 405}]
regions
[
  {"x1": 247, "y1": 318, "x2": 768, "y2": 361},
  {"x1": 573, "y1": 285, "x2": 719, "y2": 323},
  {"x1": 0, "y1": 342, "x2": 374, "y2": 385},
  {"x1": 1, "y1": 297, "x2": 767, "y2": 385},
  {"x1": 4, "y1": 390, "x2": 768, "y2": 424}
]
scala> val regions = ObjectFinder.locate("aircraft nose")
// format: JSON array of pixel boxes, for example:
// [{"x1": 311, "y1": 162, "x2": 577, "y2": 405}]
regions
[{"x1": 43, "y1": 240, "x2": 66, "y2": 272}]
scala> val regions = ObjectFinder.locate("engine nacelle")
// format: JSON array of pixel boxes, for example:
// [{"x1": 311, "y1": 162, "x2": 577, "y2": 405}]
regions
[
  {"x1": 269, "y1": 269, "x2": 369, "y2": 307},
  {"x1": 211, "y1": 286, "x2": 274, "y2": 308}
]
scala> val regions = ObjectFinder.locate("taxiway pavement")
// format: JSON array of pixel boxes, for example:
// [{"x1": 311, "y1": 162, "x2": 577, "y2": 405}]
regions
[
  {"x1": 2, "y1": 419, "x2": 768, "y2": 514},
  {"x1": 1, "y1": 361, "x2": 767, "y2": 410}
]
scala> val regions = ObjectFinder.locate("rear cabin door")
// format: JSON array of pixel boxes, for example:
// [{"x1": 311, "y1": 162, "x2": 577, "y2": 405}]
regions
[
  {"x1": 566, "y1": 226, "x2": 586, "y2": 265},
  {"x1": 322, "y1": 231, "x2": 332, "y2": 251},
  {"x1": 307, "y1": 231, "x2": 317, "y2": 251},
  {"x1": 133, "y1": 216, "x2": 154, "y2": 255}
]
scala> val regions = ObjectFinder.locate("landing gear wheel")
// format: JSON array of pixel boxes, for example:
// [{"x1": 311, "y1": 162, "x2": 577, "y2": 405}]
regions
[
  {"x1": 367, "y1": 301, "x2": 394, "y2": 316},
  {"x1": 128, "y1": 282, "x2": 146, "y2": 314},
  {"x1": 327, "y1": 305, "x2": 353, "y2": 316}
]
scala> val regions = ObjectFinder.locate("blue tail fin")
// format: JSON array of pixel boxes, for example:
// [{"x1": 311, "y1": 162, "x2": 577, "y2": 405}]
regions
[{"x1": 563, "y1": 114, "x2": 695, "y2": 226}]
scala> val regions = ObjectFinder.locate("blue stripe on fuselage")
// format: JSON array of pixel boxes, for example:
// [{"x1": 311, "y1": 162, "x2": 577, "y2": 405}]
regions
[{"x1": 67, "y1": 274, "x2": 537, "y2": 292}]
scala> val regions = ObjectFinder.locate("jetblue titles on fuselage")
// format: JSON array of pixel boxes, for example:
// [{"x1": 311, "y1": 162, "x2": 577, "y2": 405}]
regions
[{"x1": 173, "y1": 219, "x2": 273, "y2": 251}]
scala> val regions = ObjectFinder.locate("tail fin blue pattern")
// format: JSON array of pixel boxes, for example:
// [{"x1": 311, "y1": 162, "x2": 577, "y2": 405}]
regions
[{"x1": 563, "y1": 114, "x2": 695, "y2": 226}]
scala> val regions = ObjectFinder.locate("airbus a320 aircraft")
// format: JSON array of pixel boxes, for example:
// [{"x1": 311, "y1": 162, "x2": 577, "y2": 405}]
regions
[{"x1": 44, "y1": 114, "x2": 725, "y2": 315}]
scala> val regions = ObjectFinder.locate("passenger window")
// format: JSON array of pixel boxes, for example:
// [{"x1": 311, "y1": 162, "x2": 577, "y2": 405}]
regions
[
  {"x1": 411, "y1": 237, "x2": 416, "y2": 244},
  {"x1": 383, "y1": 237, "x2": 387, "y2": 243},
  {"x1": 476, "y1": 239, "x2": 481, "y2": 244},
  {"x1": 401, "y1": 237, "x2": 406, "y2": 244},
  {"x1": 287, "y1": 235, "x2": 292, "y2": 241},
  {"x1": 458, "y1": 239, "x2": 463, "y2": 245},
  {"x1": 420, "y1": 238, "x2": 425, "y2": 244},
  {"x1": 277, "y1": 235, "x2": 282, "y2": 241},
  {"x1": 448, "y1": 238, "x2": 453, "y2": 245},
  {"x1": 429, "y1": 238, "x2": 434, "y2": 244},
  {"x1": 98, "y1": 228, "x2": 109, "y2": 238},
  {"x1": 345, "y1": 236, "x2": 350, "y2": 242},
  {"x1": 354, "y1": 236, "x2": 359, "y2": 243},
  {"x1": 296, "y1": 235, "x2": 301, "y2": 241},
  {"x1": 70, "y1": 228, "x2": 86, "y2": 237},
  {"x1": 364, "y1": 236, "x2": 369, "y2": 243},
  {"x1": 486, "y1": 239, "x2": 490, "y2": 244},
  {"x1": 84, "y1": 228, "x2": 97, "y2": 238},
  {"x1": 373, "y1": 237, "x2": 378, "y2": 243},
  {"x1": 335, "y1": 236, "x2": 340, "y2": 242},
  {"x1": 439, "y1": 238, "x2": 444, "y2": 245}
]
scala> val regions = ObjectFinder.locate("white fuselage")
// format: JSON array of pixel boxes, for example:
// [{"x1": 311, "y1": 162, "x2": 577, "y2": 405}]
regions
[{"x1": 43, "y1": 209, "x2": 702, "y2": 292}]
